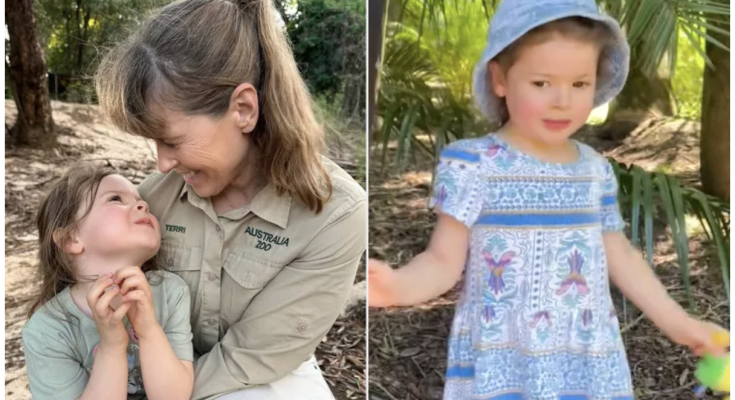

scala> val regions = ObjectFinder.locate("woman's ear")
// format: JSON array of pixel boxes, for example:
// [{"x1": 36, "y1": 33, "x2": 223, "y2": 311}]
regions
[
  {"x1": 53, "y1": 229, "x2": 83, "y2": 255},
  {"x1": 488, "y1": 61, "x2": 507, "y2": 98},
  {"x1": 230, "y1": 83, "x2": 260, "y2": 134}
]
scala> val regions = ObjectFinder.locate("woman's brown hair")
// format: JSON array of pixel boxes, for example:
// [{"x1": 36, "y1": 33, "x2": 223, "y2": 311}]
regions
[
  {"x1": 28, "y1": 164, "x2": 159, "y2": 318},
  {"x1": 95, "y1": 0, "x2": 332, "y2": 212}
]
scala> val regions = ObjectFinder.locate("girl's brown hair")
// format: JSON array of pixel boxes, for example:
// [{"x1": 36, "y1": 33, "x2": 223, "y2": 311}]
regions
[
  {"x1": 28, "y1": 164, "x2": 159, "y2": 318},
  {"x1": 491, "y1": 17, "x2": 615, "y2": 124},
  {"x1": 95, "y1": 0, "x2": 332, "y2": 212}
]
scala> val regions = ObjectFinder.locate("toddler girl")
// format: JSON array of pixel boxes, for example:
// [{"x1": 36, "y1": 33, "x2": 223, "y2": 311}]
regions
[{"x1": 23, "y1": 164, "x2": 194, "y2": 400}]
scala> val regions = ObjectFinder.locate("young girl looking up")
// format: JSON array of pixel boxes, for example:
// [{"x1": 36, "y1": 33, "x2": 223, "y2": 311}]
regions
[
  {"x1": 369, "y1": 0, "x2": 727, "y2": 399},
  {"x1": 23, "y1": 164, "x2": 194, "y2": 400}
]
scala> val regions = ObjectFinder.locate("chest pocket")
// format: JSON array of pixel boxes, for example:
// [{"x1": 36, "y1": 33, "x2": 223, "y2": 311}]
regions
[
  {"x1": 157, "y1": 242, "x2": 202, "y2": 312},
  {"x1": 221, "y1": 251, "x2": 283, "y2": 324}
]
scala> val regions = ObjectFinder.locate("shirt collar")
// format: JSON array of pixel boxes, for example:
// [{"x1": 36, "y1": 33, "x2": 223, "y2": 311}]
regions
[{"x1": 179, "y1": 181, "x2": 291, "y2": 229}]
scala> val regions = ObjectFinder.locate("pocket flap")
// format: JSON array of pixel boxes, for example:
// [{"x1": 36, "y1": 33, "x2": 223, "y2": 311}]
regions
[
  {"x1": 222, "y1": 251, "x2": 282, "y2": 289},
  {"x1": 158, "y1": 242, "x2": 202, "y2": 271}
]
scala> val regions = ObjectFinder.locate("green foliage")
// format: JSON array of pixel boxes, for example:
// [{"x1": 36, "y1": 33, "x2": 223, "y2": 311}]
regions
[
  {"x1": 605, "y1": 0, "x2": 729, "y2": 77},
  {"x1": 376, "y1": 0, "x2": 491, "y2": 172},
  {"x1": 64, "y1": 80, "x2": 96, "y2": 104},
  {"x1": 672, "y1": 29, "x2": 705, "y2": 120},
  {"x1": 395, "y1": 0, "x2": 489, "y2": 97},
  {"x1": 613, "y1": 161, "x2": 730, "y2": 309},
  {"x1": 287, "y1": 0, "x2": 365, "y2": 118},
  {"x1": 32, "y1": 0, "x2": 172, "y2": 104},
  {"x1": 35, "y1": 0, "x2": 170, "y2": 75}
]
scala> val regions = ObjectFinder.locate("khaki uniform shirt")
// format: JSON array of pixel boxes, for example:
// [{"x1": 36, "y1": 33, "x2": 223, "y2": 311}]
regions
[{"x1": 138, "y1": 157, "x2": 366, "y2": 400}]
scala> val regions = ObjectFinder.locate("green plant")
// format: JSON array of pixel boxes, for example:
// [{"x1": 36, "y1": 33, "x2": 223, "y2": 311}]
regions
[
  {"x1": 602, "y1": 0, "x2": 729, "y2": 77},
  {"x1": 612, "y1": 161, "x2": 730, "y2": 311},
  {"x1": 63, "y1": 81, "x2": 96, "y2": 104},
  {"x1": 288, "y1": 0, "x2": 365, "y2": 119},
  {"x1": 375, "y1": 0, "x2": 492, "y2": 173},
  {"x1": 672, "y1": 28, "x2": 705, "y2": 119}
]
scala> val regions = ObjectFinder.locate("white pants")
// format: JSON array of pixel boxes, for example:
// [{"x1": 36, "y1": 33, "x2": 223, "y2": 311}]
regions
[{"x1": 215, "y1": 356, "x2": 335, "y2": 400}]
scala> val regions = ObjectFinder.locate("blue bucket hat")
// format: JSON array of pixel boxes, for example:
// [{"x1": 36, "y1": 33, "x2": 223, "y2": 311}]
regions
[{"x1": 473, "y1": 0, "x2": 630, "y2": 123}]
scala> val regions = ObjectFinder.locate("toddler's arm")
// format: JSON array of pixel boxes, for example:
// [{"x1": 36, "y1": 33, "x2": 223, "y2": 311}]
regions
[
  {"x1": 604, "y1": 231, "x2": 690, "y2": 331},
  {"x1": 114, "y1": 267, "x2": 194, "y2": 400},
  {"x1": 369, "y1": 213, "x2": 469, "y2": 306},
  {"x1": 137, "y1": 327, "x2": 194, "y2": 400},
  {"x1": 134, "y1": 274, "x2": 194, "y2": 400},
  {"x1": 79, "y1": 343, "x2": 130, "y2": 400},
  {"x1": 604, "y1": 231, "x2": 725, "y2": 355}
]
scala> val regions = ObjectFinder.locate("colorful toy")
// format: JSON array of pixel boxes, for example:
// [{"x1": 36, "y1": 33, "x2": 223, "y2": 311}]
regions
[{"x1": 694, "y1": 331, "x2": 730, "y2": 400}]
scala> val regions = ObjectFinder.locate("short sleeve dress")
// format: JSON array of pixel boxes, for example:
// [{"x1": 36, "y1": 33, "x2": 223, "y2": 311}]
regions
[{"x1": 429, "y1": 135, "x2": 634, "y2": 400}]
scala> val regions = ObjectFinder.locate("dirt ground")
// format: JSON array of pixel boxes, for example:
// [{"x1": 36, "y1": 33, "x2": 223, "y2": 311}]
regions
[
  {"x1": 368, "y1": 119, "x2": 729, "y2": 400},
  {"x1": 4, "y1": 100, "x2": 366, "y2": 400}
]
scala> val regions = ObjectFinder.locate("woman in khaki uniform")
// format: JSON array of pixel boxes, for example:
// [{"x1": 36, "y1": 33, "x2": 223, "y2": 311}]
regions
[{"x1": 95, "y1": 0, "x2": 366, "y2": 399}]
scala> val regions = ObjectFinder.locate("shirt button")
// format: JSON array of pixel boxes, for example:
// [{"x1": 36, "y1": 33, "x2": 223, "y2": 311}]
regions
[
  {"x1": 207, "y1": 319, "x2": 216, "y2": 326},
  {"x1": 208, "y1": 273, "x2": 217, "y2": 282},
  {"x1": 166, "y1": 257, "x2": 174, "y2": 266},
  {"x1": 215, "y1": 225, "x2": 221, "y2": 232}
]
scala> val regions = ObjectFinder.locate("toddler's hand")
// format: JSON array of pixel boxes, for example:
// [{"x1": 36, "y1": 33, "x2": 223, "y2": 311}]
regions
[
  {"x1": 114, "y1": 266, "x2": 159, "y2": 340},
  {"x1": 87, "y1": 273, "x2": 131, "y2": 349},
  {"x1": 368, "y1": 259, "x2": 400, "y2": 307},
  {"x1": 666, "y1": 317, "x2": 728, "y2": 357}
]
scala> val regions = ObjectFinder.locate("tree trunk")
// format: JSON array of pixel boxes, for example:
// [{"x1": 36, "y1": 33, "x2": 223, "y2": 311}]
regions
[
  {"x1": 608, "y1": 65, "x2": 673, "y2": 118},
  {"x1": 78, "y1": 6, "x2": 92, "y2": 73},
  {"x1": 65, "y1": 4, "x2": 71, "y2": 69},
  {"x1": 6, "y1": 0, "x2": 56, "y2": 147},
  {"x1": 602, "y1": 43, "x2": 674, "y2": 141},
  {"x1": 368, "y1": 0, "x2": 387, "y2": 141},
  {"x1": 75, "y1": 0, "x2": 84, "y2": 74},
  {"x1": 700, "y1": 3, "x2": 730, "y2": 200}
]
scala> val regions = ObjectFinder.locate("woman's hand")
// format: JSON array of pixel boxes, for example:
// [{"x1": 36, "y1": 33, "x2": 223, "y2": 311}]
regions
[
  {"x1": 662, "y1": 317, "x2": 728, "y2": 357},
  {"x1": 86, "y1": 273, "x2": 131, "y2": 349},
  {"x1": 114, "y1": 266, "x2": 159, "y2": 340},
  {"x1": 368, "y1": 259, "x2": 400, "y2": 307}
]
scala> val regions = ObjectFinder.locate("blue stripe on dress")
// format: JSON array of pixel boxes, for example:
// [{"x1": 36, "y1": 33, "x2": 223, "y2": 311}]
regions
[
  {"x1": 601, "y1": 194, "x2": 618, "y2": 206},
  {"x1": 477, "y1": 213, "x2": 600, "y2": 226},
  {"x1": 446, "y1": 364, "x2": 475, "y2": 378},
  {"x1": 459, "y1": 393, "x2": 634, "y2": 400},
  {"x1": 441, "y1": 148, "x2": 481, "y2": 162},
  {"x1": 559, "y1": 396, "x2": 633, "y2": 400}
]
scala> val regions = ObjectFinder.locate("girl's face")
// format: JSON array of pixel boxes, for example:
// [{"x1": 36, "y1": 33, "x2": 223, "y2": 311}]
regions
[
  {"x1": 490, "y1": 35, "x2": 599, "y2": 146},
  {"x1": 71, "y1": 175, "x2": 160, "y2": 275},
  {"x1": 152, "y1": 84, "x2": 260, "y2": 199}
]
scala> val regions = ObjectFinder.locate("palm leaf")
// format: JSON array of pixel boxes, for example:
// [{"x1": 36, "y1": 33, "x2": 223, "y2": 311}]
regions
[
  {"x1": 613, "y1": 160, "x2": 730, "y2": 310},
  {"x1": 608, "y1": 0, "x2": 730, "y2": 77}
]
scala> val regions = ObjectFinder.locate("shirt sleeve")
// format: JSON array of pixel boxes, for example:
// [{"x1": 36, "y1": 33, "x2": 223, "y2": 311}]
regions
[
  {"x1": 162, "y1": 274, "x2": 194, "y2": 362},
  {"x1": 428, "y1": 145, "x2": 483, "y2": 228},
  {"x1": 22, "y1": 327, "x2": 88, "y2": 400},
  {"x1": 600, "y1": 159, "x2": 625, "y2": 232},
  {"x1": 190, "y1": 198, "x2": 367, "y2": 400}
]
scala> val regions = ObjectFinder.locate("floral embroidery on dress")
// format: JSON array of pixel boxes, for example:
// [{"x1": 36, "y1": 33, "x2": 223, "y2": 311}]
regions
[
  {"x1": 557, "y1": 249, "x2": 589, "y2": 296},
  {"x1": 482, "y1": 251, "x2": 515, "y2": 296}
]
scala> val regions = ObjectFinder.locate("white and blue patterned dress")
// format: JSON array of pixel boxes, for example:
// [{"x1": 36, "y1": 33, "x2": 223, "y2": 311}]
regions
[{"x1": 430, "y1": 135, "x2": 634, "y2": 400}]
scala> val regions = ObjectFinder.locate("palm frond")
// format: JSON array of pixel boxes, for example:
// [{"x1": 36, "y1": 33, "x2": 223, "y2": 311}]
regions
[
  {"x1": 609, "y1": 0, "x2": 730, "y2": 77},
  {"x1": 613, "y1": 160, "x2": 730, "y2": 310}
]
